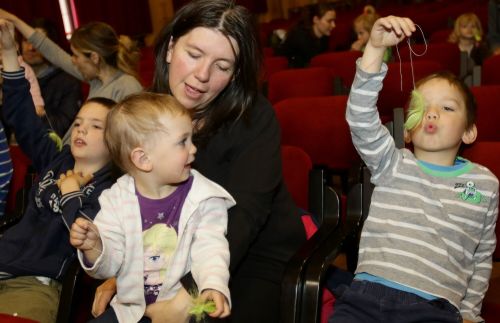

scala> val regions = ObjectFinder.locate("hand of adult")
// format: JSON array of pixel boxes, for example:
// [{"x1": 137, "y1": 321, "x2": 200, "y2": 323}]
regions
[
  {"x1": 92, "y1": 277, "x2": 117, "y2": 317},
  {"x1": 144, "y1": 287, "x2": 192, "y2": 323}
]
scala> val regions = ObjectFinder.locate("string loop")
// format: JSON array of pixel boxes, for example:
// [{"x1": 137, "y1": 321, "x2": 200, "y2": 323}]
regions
[{"x1": 395, "y1": 23, "x2": 427, "y2": 91}]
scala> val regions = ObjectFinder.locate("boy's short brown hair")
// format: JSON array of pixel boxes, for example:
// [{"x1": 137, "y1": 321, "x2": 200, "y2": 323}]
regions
[
  {"x1": 105, "y1": 92, "x2": 191, "y2": 172},
  {"x1": 413, "y1": 71, "x2": 476, "y2": 130}
]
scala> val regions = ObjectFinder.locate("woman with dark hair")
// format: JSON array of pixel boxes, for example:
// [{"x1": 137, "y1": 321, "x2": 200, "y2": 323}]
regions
[
  {"x1": 278, "y1": 3, "x2": 337, "y2": 67},
  {"x1": 92, "y1": 1, "x2": 306, "y2": 322}
]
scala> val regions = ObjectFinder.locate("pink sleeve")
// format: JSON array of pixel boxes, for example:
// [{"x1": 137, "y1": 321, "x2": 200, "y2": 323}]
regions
[{"x1": 18, "y1": 57, "x2": 45, "y2": 107}]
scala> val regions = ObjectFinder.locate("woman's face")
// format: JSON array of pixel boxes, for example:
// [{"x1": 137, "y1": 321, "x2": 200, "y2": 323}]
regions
[
  {"x1": 166, "y1": 27, "x2": 239, "y2": 111},
  {"x1": 313, "y1": 10, "x2": 336, "y2": 37},
  {"x1": 71, "y1": 45, "x2": 98, "y2": 80}
]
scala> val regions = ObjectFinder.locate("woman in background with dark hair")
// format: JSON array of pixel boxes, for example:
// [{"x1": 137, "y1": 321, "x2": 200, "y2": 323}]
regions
[
  {"x1": 278, "y1": 3, "x2": 337, "y2": 67},
  {"x1": 92, "y1": 0, "x2": 306, "y2": 322}
]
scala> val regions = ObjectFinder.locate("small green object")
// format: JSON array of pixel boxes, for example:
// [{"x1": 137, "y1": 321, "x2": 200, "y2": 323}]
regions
[
  {"x1": 474, "y1": 30, "x2": 482, "y2": 42},
  {"x1": 189, "y1": 294, "x2": 216, "y2": 322},
  {"x1": 404, "y1": 89, "x2": 426, "y2": 131},
  {"x1": 48, "y1": 130, "x2": 63, "y2": 151}
]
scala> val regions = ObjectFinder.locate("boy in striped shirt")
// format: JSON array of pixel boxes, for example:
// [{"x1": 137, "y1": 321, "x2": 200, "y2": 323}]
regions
[{"x1": 330, "y1": 16, "x2": 499, "y2": 323}]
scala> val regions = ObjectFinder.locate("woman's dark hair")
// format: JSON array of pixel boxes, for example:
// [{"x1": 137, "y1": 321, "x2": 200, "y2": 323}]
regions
[
  {"x1": 298, "y1": 3, "x2": 336, "y2": 29},
  {"x1": 31, "y1": 18, "x2": 60, "y2": 44},
  {"x1": 152, "y1": 0, "x2": 261, "y2": 144}
]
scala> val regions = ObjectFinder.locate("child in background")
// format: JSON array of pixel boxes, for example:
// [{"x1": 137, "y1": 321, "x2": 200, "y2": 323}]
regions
[
  {"x1": 0, "y1": 19, "x2": 116, "y2": 323},
  {"x1": 449, "y1": 13, "x2": 489, "y2": 65},
  {"x1": 70, "y1": 92, "x2": 235, "y2": 323},
  {"x1": 351, "y1": 5, "x2": 391, "y2": 63},
  {"x1": 330, "y1": 16, "x2": 498, "y2": 323}
]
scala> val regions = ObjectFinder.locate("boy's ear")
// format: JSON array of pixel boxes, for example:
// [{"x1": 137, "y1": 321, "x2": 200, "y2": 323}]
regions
[
  {"x1": 462, "y1": 124, "x2": 477, "y2": 145},
  {"x1": 130, "y1": 147, "x2": 152, "y2": 172},
  {"x1": 404, "y1": 129, "x2": 412, "y2": 143}
]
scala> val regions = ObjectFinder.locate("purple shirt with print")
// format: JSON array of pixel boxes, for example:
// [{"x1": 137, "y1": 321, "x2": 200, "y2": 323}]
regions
[{"x1": 137, "y1": 176, "x2": 193, "y2": 305}]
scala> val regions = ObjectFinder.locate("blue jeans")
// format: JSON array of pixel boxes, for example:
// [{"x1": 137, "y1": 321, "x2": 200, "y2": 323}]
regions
[{"x1": 329, "y1": 280, "x2": 462, "y2": 323}]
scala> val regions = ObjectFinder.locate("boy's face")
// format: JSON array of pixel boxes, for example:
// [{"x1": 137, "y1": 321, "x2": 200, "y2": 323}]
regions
[
  {"x1": 406, "y1": 78, "x2": 476, "y2": 163},
  {"x1": 70, "y1": 102, "x2": 110, "y2": 167},
  {"x1": 71, "y1": 45, "x2": 98, "y2": 81},
  {"x1": 146, "y1": 114, "x2": 196, "y2": 185}
]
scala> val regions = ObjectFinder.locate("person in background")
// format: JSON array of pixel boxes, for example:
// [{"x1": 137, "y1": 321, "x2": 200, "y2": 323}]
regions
[
  {"x1": 278, "y1": 3, "x2": 337, "y2": 67},
  {"x1": 0, "y1": 19, "x2": 116, "y2": 323},
  {"x1": 19, "y1": 18, "x2": 82, "y2": 138},
  {"x1": 448, "y1": 13, "x2": 490, "y2": 66},
  {"x1": 71, "y1": 92, "x2": 235, "y2": 323},
  {"x1": 0, "y1": 9, "x2": 142, "y2": 102},
  {"x1": 330, "y1": 15, "x2": 498, "y2": 323},
  {"x1": 351, "y1": 5, "x2": 391, "y2": 62},
  {"x1": 0, "y1": 8, "x2": 143, "y2": 143},
  {"x1": 91, "y1": 1, "x2": 307, "y2": 322}
]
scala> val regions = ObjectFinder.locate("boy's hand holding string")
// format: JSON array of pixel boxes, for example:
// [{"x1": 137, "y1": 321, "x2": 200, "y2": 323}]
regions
[{"x1": 361, "y1": 16, "x2": 415, "y2": 73}]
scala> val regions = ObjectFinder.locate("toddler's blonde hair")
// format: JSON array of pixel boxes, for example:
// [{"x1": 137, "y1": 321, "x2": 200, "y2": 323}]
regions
[{"x1": 105, "y1": 92, "x2": 191, "y2": 172}]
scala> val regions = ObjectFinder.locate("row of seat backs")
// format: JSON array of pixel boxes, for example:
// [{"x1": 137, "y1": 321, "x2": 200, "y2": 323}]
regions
[
  {"x1": 266, "y1": 58, "x2": 445, "y2": 115},
  {"x1": 280, "y1": 144, "x2": 341, "y2": 323}
]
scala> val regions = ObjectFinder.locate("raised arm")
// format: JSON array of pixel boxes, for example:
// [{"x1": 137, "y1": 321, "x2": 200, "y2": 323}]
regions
[
  {"x1": 360, "y1": 16, "x2": 415, "y2": 73},
  {"x1": 347, "y1": 16, "x2": 416, "y2": 182},
  {"x1": 0, "y1": 8, "x2": 83, "y2": 81},
  {"x1": 0, "y1": 9, "x2": 35, "y2": 42},
  {"x1": 0, "y1": 18, "x2": 18, "y2": 71},
  {"x1": 1, "y1": 19, "x2": 60, "y2": 171}
]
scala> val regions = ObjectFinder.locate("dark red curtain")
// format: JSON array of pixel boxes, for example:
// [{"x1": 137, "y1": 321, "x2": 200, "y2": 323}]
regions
[
  {"x1": 3, "y1": 0, "x2": 151, "y2": 45},
  {"x1": 173, "y1": 0, "x2": 267, "y2": 13},
  {"x1": 72, "y1": 0, "x2": 152, "y2": 39}
]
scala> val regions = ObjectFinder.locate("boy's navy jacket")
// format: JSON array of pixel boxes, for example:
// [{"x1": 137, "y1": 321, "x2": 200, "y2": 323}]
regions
[{"x1": 0, "y1": 71, "x2": 114, "y2": 280}]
